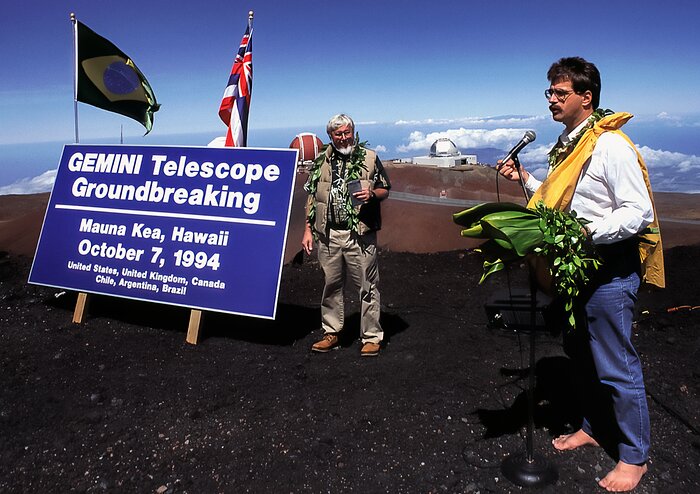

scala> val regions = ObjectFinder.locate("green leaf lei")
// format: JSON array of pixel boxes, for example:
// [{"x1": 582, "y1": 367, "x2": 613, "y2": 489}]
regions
[
  {"x1": 548, "y1": 108, "x2": 614, "y2": 169},
  {"x1": 305, "y1": 133, "x2": 369, "y2": 235},
  {"x1": 531, "y1": 202, "x2": 601, "y2": 327},
  {"x1": 453, "y1": 201, "x2": 601, "y2": 328}
]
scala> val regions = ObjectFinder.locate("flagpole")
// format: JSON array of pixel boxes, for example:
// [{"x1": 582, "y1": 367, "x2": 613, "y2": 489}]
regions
[
  {"x1": 247, "y1": 10, "x2": 253, "y2": 147},
  {"x1": 70, "y1": 13, "x2": 79, "y2": 143},
  {"x1": 70, "y1": 12, "x2": 91, "y2": 325}
]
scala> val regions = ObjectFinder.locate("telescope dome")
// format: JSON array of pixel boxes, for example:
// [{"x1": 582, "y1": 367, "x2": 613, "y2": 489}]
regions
[{"x1": 429, "y1": 138, "x2": 460, "y2": 157}]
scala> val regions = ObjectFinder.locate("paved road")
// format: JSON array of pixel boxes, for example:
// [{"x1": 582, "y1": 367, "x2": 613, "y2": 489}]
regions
[
  {"x1": 389, "y1": 191, "x2": 700, "y2": 225},
  {"x1": 388, "y1": 191, "x2": 485, "y2": 208}
]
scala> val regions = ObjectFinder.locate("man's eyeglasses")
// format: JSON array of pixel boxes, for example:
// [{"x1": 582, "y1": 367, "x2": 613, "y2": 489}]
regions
[
  {"x1": 332, "y1": 130, "x2": 353, "y2": 139},
  {"x1": 545, "y1": 88, "x2": 575, "y2": 102}
]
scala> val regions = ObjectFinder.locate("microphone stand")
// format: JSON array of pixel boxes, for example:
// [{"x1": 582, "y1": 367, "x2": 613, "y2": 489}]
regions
[
  {"x1": 500, "y1": 154, "x2": 558, "y2": 487},
  {"x1": 513, "y1": 155, "x2": 530, "y2": 203}
]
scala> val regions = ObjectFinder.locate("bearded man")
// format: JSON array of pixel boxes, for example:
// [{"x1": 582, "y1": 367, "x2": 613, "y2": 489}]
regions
[{"x1": 301, "y1": 114, "x2": 391, "y2": 357}]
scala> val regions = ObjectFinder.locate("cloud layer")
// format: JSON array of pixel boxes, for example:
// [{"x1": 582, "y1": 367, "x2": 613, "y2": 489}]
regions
[
  {"x1": 0, "y1": 170, "x2": 56, "y2": 196},
  {"x1": 2, "y1": 115, "x2": 698, "y2": 195},
  {"x1": 393, "y1": 122, "x2": 700, "y2": 194},
  {"x1": 394, "y1": 115, "x2": 547, "y2": 128},
  {"x1": 397, "y1": 128, "x2": 530, "y2": 153}
]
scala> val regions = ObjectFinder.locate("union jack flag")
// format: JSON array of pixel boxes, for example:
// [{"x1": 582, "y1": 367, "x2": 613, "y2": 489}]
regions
[{"x1": 218, "y1": 21, "x2": 253, "y2": 147}]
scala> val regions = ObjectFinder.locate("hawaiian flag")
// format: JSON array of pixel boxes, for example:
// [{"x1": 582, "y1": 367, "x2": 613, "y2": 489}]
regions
[{"x1": 218, "y1": 21, "x2": 253, "y2": 147}]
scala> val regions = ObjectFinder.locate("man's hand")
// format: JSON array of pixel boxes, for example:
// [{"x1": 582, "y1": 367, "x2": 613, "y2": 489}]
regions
[
  {"x1": 497, "y1": 159, "x2": 530, "y2": 183},
  {"x1": 353, "y1": 187, "x2": 374, "y2": 203},
  {"x1": 301, "y1": 228, "x2": 314, "y2": 255}
]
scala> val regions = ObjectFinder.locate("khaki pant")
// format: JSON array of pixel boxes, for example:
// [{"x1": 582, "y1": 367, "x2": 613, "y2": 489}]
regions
[{"x1": 317, "y1": 229, "x2": 383, "y2": 344}]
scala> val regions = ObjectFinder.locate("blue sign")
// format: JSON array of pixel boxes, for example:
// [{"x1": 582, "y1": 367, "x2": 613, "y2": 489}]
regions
[{"x1": 29, "y1": 144, "x2": 298, "y2": 319}]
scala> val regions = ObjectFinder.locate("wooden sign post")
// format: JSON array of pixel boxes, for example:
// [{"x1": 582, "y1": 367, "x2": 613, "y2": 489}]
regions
[{"x1": 72, "y1": 292, "x2": 90, "y2": 324}]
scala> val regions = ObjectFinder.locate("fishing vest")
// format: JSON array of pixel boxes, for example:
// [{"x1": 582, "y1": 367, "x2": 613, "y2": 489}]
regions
[{"x1": 307, "y1": 146, "x2": 382, "y2": 237}]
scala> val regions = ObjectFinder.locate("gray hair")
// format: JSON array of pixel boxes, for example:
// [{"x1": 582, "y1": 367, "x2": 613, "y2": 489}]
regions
[{"x1": 326, "y1": 114, "x2": 355, "y2": 136}]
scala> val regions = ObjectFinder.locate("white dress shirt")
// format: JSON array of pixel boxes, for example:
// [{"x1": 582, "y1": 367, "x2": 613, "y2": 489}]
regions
[{"x1": 525, "y1": 119, "x2": 654, "y2": 245}]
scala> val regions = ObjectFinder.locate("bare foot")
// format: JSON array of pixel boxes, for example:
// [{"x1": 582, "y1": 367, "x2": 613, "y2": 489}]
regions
[
  {"x1": 598, "y1": 461, "x2": 647, "y2": 492},
  {"x1": 552, "y1": 429, "x2": 600, "y2": 451}
]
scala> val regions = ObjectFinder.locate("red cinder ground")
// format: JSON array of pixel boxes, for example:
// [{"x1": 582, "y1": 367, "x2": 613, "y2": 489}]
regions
[{"x1": 1, "y1": 164, "x2": 698, "y2": 492}]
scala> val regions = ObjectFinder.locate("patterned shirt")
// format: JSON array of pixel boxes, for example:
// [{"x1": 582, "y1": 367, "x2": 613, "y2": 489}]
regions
[{"x1": 327, "y1": 149, "x2": 391, "y2": 229}]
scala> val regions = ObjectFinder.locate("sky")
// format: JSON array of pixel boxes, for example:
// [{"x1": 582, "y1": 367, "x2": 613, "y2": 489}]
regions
[{"x1": 1, "y1": 0, "x2": 699, "y2": 193}]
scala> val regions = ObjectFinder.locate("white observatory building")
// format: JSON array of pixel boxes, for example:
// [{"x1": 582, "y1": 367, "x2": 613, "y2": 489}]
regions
[{"x1": 412, "y1": 138, "x2": 477, "y2": 168}]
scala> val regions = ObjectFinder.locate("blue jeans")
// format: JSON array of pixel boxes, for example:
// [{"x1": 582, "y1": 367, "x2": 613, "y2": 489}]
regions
[{"x1": 565, "y1": 271, "x2": 650, "y2": 465}]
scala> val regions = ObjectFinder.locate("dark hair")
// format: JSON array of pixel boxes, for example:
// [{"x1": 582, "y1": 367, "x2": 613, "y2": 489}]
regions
[{"x1": 547, "y1": 57, "x2": 601, "y2": 109}]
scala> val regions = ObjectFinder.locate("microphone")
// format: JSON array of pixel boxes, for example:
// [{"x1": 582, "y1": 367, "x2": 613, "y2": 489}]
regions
[{"x1": 500, "y1": 130, "x2": 536, "y2": 165}]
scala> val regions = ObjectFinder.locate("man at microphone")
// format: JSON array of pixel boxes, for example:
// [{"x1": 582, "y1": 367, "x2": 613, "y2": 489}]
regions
[{"x1": 498, "y1": 57, "x2": 664, "y2": 492}]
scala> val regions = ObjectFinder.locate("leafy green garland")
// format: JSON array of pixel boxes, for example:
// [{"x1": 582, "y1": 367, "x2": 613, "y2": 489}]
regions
[
  {"x1": 305, "y1": 133, "x2": 369, "y2": 235},
  {"x1": 531, "y1": 202, "x2": 600, "y2": 326},
  {"x1": 548, "y1": 108, "x2": 614, "y2": 169},
  {"x1": 453, "y1": 201, "x2": 601, "y2": 328}
]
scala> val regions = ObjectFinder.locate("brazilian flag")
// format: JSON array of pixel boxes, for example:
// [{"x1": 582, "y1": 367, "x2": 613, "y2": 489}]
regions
[{"x1": 76, "y1": 20, "x2": 160, "y2": 134}]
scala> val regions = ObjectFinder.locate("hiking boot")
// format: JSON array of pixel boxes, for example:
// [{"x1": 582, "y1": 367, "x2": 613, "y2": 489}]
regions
[
  {"x1": 311, "y1": 333, "x2": 340, "y2": 353},
  {"x1": 360, "y1": 342, "x2": 380, "y2": 357}
]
